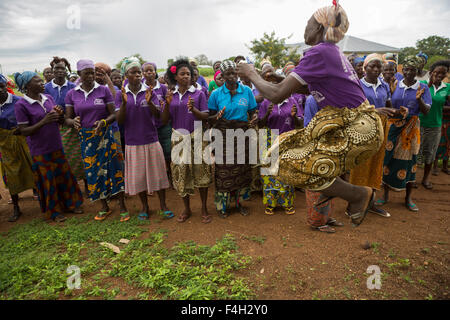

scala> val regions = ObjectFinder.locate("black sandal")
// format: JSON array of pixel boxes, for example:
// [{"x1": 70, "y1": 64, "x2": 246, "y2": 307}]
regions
[
  {"x1": 348, "y1": 190, "x2": 375, "y2": 227},
  {"x1": 327, "y1": 218, "x2": 344, "y2": 227},
  {"x1": 312, "y1": 225, "x2": 336, "y2": 233}
]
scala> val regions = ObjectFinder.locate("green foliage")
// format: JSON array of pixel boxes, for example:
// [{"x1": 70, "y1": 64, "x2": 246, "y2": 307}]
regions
[
  {"x1": 398, "y1": 47, "x2": 418, "y2": 64},
  {"x1": 0, "y1": 217, "x2": 254, "y2": 300},
  {"x1": 199, "y1": 67, "x2": 214, "y2": 77},
  {"x1": 247, "y1": 31, "x2": 301, "y2": 68},
  {"x1": 416, "y1": 36, "x2": 450, "y2": 58}
]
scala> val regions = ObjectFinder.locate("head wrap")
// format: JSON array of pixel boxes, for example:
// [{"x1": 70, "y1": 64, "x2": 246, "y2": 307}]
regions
[
  {"x1": 213, "y1": 70, "x2": 221, "y2": 82},
  {"x1": 120, "y1": 56, "x2": 141, "y2": 75},
  {"x1": 219, "y1": 60, "x2": 236, "y2": 73},
  {"x1": 416, "y1": 51, "x2": 428, "y2": 64},
  {"x1": 77, "y1": 59, "x2": 95, "y2": 72},
  {"x1": 363, "y1": 53, "x2": 383, "y2": 69},
  {"x1": 313, "y1": 0, "x2": 349, "y2": 44},
  {"x1": 14, "y1": 71, "x2": 38, "y2": 92},
  {"x1": 0, "y1": 74, "x2": 7, "y2": 84},
  {"x1": 383, "y1": 52, "x2": 397, "y2": 62},
  {"x1": 384, "y1": 59, "x2": 397, "y2": 68},
  {"x1": 403, "y1": 55, "x2": 422, "y2": 70},
  {"x1": 282, "y1": 62, "x2": 296, "y2": 75},
  {"x1": 353, "y1": 57, "x2": 365, "y2": 66},
  {"x1": 94, "y1": 62, "x2": 112, "y2": 75}
]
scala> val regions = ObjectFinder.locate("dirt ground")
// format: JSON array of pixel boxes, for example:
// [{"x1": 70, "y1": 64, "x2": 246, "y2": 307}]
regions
[{"x1": 0, "y1": 167, "x2": 449, "y2": 300}]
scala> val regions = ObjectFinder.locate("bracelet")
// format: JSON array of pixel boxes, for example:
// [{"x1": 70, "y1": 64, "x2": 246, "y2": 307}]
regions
[{"x1": 101, "y1": 119, "x2": 107, "y2": 127}]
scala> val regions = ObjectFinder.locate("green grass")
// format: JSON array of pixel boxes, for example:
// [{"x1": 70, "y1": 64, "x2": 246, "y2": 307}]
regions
[{"x1": 0, "y1": 216, "x2": 254, "y2": 300}]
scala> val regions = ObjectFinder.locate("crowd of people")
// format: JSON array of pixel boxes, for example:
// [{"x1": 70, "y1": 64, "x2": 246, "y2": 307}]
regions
[{"x1": 0, "y1": 1, "x2": 449, "y2": 235}]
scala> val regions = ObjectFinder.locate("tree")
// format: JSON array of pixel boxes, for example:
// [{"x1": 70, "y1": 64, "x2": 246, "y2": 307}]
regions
[
  {"x1": 115, "y1": 53, "x2": 146, "y2": 69},
  {"x1": 398, "y1": 47, "x2": 418, "y2": 64},
  {"x1": 416, "y1": 36, "x2": 450, "y2": 58},
  {"x1": 195, "y1": 54, "x2": 212, "y2": 66},
  {"x1": 247, "y1": 31, "x2": 301, "y2": 69}
]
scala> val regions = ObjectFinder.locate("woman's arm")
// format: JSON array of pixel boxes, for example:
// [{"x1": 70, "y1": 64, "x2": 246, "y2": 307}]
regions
[{"x1": 18, "y1": 112, "x2": 60, "y2": 137}]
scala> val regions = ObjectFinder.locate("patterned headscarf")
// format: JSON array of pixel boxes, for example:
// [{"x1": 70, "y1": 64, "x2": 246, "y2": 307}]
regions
[
  {"x1": 384, "y1": 60, "x2": 397, "y2": 68},
  {"x1": 353, "y1": 57, "x2": 365, "y2": 66},
  {"x1": 313, "y1": 0, "x2": 349, "y2": 44},
  {"x1": 282, "y1": 62, "x2": 296, "y2": 75},
  {"x1": 94, "y1": 62, "x2": 112, "y2": 75},
  {"x1": 416, "y1": 51, "x2": 428, "y2": 64},
  {"x1": 219, "y1": 60, "x2": 236, "y2": 73},
  {"x1": 403, "y1": 55, "x2": 423, "y2": 70},
  {"x1": 14, "y1": 71, "x2": 38, "y2": 92},
  {"x1": 120, "y1": 56, "x2": 141, "y2": 75},
  {"x1": 363, "y1": 53, "x2": 384, "y2": 69}
]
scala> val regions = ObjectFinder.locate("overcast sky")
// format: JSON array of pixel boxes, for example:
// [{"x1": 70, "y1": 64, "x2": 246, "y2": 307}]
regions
[{"x1": 0, "y1": 0, "x2": 449, "y2": 75}]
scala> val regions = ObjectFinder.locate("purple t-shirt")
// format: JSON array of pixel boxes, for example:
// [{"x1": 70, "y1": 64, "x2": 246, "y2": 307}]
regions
[
  {"x1": 360, "y1": 78, "x2": 391, "y2": 109},
  {"x1": 14, "y1": 94, "x2": 63, "y2": 156},
  {"x1": 169, "y1": 86, "x2": 208, "y2": 133},
  {"x1": 392, "y1": 80, "x2": 432, "y2": 116},
  {"x1": 259, "y1": 97, "x2": 301, "y2": 134},
  {"x1": 291, "y1": 42, "x2": 366, "y2": 109},
  {"x1": 65, "y1": 82, "x2": 114, "y2": 128},
  {"x1": 115, "y1": 84, "x2": 159, "y2": 146},
  {"x1": 44, "y1": 80, "x2": 76, "y2": 111},
  {"x1": 291, "y1": 93, "x2": 306, "y2": 118},
  {"x1": 144, "y1": 81, "x2": 168, "y2": 128}
]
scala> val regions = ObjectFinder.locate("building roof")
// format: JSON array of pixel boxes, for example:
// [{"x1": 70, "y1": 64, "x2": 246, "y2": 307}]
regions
[{"x1": 288, "y1": 35, "x2": 400, "y2": 55}]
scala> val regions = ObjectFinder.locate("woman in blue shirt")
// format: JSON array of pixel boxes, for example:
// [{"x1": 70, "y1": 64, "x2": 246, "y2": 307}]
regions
[
  {"x1": 378, "y1": 56, "x2": 432, "y2": 212},
  {"x1": 208, "y1": 60, "x2": 258, "y2": 218}
]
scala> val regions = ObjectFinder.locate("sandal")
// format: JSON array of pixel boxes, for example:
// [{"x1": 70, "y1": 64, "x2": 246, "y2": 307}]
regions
[
  {"x1": 265, "y1": 206, "x2": 275, "y2": 215},
  {"x1": 284, "y1": 206, "x2": 295, "y2": 215},
  {"x1": 8, "y1": 208, "x2": 21, "y2": 222},
  {"x1": 158, "y1": 210, "x2": 174, "y2": 219},
  {"x1": 347, "y1": 189, "x2": 375, "y2": 227},
  {"x1": 53, "y1": 214, "x2": 67, "y2": 222},
  {"x1": 374, "y1": 199, "x2": 386, "y2": 207},
  {"x1": 217, "y1": 210, "x2": 229, "y2": 218},
  {"x1": 421, "y1": 181, "x2": 433, "y2": 190},
  {"x1": 369, "y1": 206, "x2": 391, "y2": 217},
  {"x1": 95, "y1": 210, "x2": 112, "y2": 221},
  {"x1": 138, "y1": 212, "x2": 149, "y2": 220},
  {"x1": 238, "y1": 205, "x2": 249, "y2": 216},
  {"x1": 312, "y1": 225, "x2": 336, "y2": 233},
  {"x1": 405, "y1": 202, "x2": 419, "y2": 212},
  {"x1": 177, "y1": 212, "x2": 191, "y2": 223},
  {"x1": 120, "y1": 212, "x2": 130, "y2": 222},
  {"x1": 201, "y1": 215, "x2": 212, "y2": 224},
  {"x1": 327, "y1": 218, "x2": 344, "y2": 227}
]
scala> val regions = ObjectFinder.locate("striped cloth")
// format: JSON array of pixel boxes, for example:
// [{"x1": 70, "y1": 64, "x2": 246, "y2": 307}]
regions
[
  {"x1": 60, "y1": 126, "x2": 85, "y2": 180},
  {"x1": 124, "y1": 142, "x2": 170, "y2": 195}
]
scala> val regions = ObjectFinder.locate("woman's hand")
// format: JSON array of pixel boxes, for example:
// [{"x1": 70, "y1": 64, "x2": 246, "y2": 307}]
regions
[
  {"x1": 72, "y1": 116, "x2": 81, "y2": 131},
  {"x1": 166, "y1": 89, "x2": 174, "y2": 106},
  {"x1": 416, "y1": 87, "x2": 425, "y2": 100},
  {"x1": 376, "y1": 107, "x2": 396, "y2": 117},
  {"x1": 236, "y1": 62, "x2": 255, "y2": 79},
  {"x1": 145, "y1": 86, "x2": 153, "y2": 104},
  {"x1": 398, "y1": 106, "x2": 409, "y2": 119},
  {"x1": 216, "y1": 107, "x2": 226, "y2": 120},
  {"x1": 187, "y1": 96, "x2": 194, "y2": 112},
  {"x1": 93, "y1": 119, "x2": 106, "y2": 135},
  {"x1": 390, "y1": 79, "x2": 398, "y2": 94},
  {"x1": 291, "y1": 104, "x2": 297, "y2": 117},
  {"x1": 43, "y1": 111, "x2": 61, "y2": 125},
  {"x1": 121, "y1": 87, "x2": 128, "y2": 106},
  {"x1": 249, "y1": 111, "x2": 258, "y2": 127}
]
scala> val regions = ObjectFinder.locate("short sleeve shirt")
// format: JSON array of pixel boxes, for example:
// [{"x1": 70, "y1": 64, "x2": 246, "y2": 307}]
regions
[
  {"x1": 115, "y1": 83, "x2": 159, "y2": 146},
  {"x1": 0, "y1": 93, "x2": 21, "y2": 130},
  {"x1": 169, "y1": 85, "x2": 208, "y2": 133},
  {"x1": 291, "y1": 42, "x2": 366, "y2": 109},
  {"x1": 208, "y1": 82, "x2": 257, "y2": 122},
  {"x1": 360, "y1": 77, "x2": 391, "y2": 109},
  {"x1": 258, "y1": 97, "x2": 301, "y2": 134},
  {"x1": 65, "y1": 82, "x2": 114, "y2": 128},
  {"x1": 14, "y1": 94, "x2": 63, "y2": 156},
  {"x1": 391, "y1": 80, "x2": 432, "y2": 116},
  {"x1": 144, "y1": 80, "x2": 168, "y2": 128},
  {"x1": 44, "y1": 79, "x2": 76, "y2": 111},
  {"x1": 419, "y1": 81, "x2": 450, "y2": 127}
]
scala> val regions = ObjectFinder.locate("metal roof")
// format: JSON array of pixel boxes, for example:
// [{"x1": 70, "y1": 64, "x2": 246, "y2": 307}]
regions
[{"x1": 288, "y1": 35, "x2": 400, "y2": 55}]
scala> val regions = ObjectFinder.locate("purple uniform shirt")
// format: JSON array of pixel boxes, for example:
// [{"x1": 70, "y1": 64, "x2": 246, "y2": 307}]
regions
[
  {"x1": 14, "y1": 94, "x2": 63, "y2": 156},
  {"x1": 259, "y1": 97, "x2": 301, "y2": 134},
  {"x1": 0, "y1": 93, "x2": 20, "y2": 130},
  {"x1": 195, "y1": 83, "x2": 209, "y2": 101},
  {"x1": 304, "y1": 95, "x2": 320, "y2": 127},
  {"x1": 391, "y1": 80, "x2": 432, "y2": 116},
  {"x1": 291, "y1": 42, "x2": 366, "y2": 110},
  {"x1": 169, "y1": 85, "x2": 208, "y2": 133},
  {"x1": 360, "y1": 78, "x2": 391, "y2": 109},
  {"x1": 44, "y1": 79, "x2": 76, "y2": 111},
  {"x1": 65, "y1": 82, "x2": 114, "y2": 128},
  {"x1": 115, "y1": 84, "x2": 159, "y2": 146},
  {"x1": 291, "y1": 93, "x2": 306, "y2": 118}
]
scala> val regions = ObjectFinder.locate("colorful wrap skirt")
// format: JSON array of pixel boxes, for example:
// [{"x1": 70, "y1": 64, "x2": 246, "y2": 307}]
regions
[
  {"x1": 382, "y1": 115, "x2": 420, "y2": 191},
  {"x1": 60, "y1": 125, "x2": 85, "y2": 180},
  {"x1": 124, "y1": 142, "x2": 170, "y2": 195},
  {"x1": 32, "y1": 149, "x2": 83, "y2": 219},
  {"x1": 170, "y1": 129, "x2": 212, "y2": 198},
  {"x1": 80, "y1": 125, "x2": 125, "y2": 201},
  {"x1": 306, "y1": 190, "x2": 334, "y2": 228},
  {"x1": 436, "y1": 111, "x2": 450, "y2": 161},
  {"x1": 0, "y1": 128, "x2": 35, "y2": 195},
  {"x1": 349, "y1": 114, "x2": 390, "y2": 190},
  {"x1": 270, "y1": 100, "x2": 384, "y2": 191}
]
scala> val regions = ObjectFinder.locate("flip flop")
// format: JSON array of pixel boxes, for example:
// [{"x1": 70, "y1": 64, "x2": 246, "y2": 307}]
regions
[
  {"x1": 53, "y1": 214, "x2": 67, "y2": 222},
  {"x1": 120, "y1": 212, "x2": 130, "y2": 222},
  {"x1": 158, "y1": 210, "x2": 174, "y2": 219},
  {"x1": 369, "y1": 206, "x2": 391, "y2": 217},
  {"x1": 265, "y1": 206, "x2": 275, "y2": 215},
  {"x1": 421, "y1": 182, "x2": 433, "y2": 190},
  {"x1": 405, "y1": 202, "x2": 419, "y2": 212},
  {"x1": 374, "y1": 199, "x2": 387, "y2": 207},
  {"x1": 201, "y1": 215, "x2": 212, "y2": 224},
  {"x1": 177, "y1": 213, "x2": 191, "y2": 223},
  {"x1": 284, "y1": 207, "x2": 295, "y2": 215},
  {"x1": 327, "y1": 218, "x2": 344, "y2": 227},
  {"x1": 138, "y1": 212, "x2": 149, "y2": 220},
  {"x1": 312, "y1": 225, "x2": 336, "y2": 233},
  {"x1": 95, "y1": 210, "x2": 112, "y2": 221}
]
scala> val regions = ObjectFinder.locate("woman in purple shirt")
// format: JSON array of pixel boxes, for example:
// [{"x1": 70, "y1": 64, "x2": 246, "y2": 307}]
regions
[
  {"x1": 14, "y1": 72, "x2": 83, "y2": 222},
  {"x1": 237, "y1": 2, "x2": 385, "y2": 227},
  {"x1": 379, "y1": 56, "x2": 432, "y2": 212},
  {"x1": 65, "y1": 59, "x2": 128, "y2": 222},
  {"x1": 0, "y1": 75, "x2": 35, "y2": 222},
  {"x1": 116, "y1": 58, "x2": 173, "y2": 221},
  {"x1": 161, "y1": 59, "x2": 212, "y2": 224}
]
